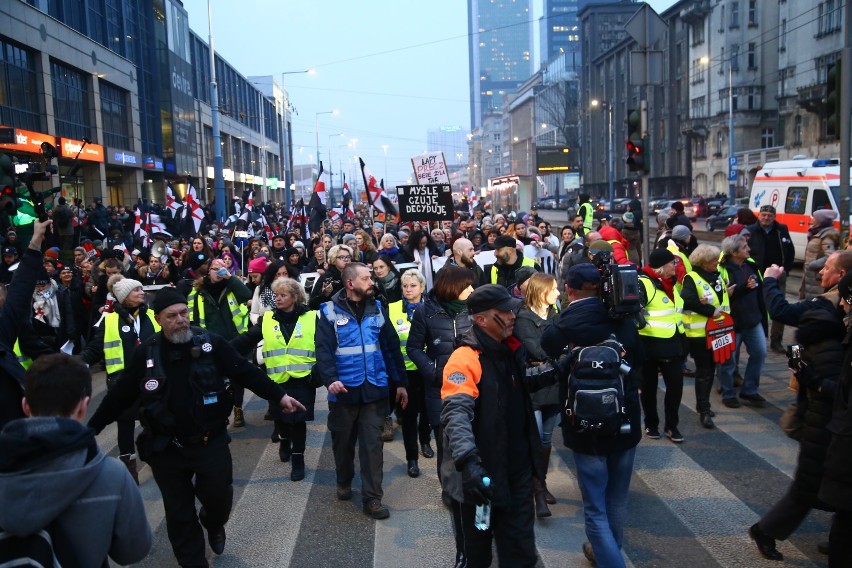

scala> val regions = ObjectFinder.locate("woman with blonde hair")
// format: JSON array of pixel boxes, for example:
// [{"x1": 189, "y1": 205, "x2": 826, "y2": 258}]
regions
[
  {"x1": 233, "y1": 276, "x2": 318, "y2": 481},
  {"x1": 514, "y1": 272, "x2": 561, "y2": 518},
  {"x1": 681, "y1": 244, "x2": 732, "y2": 429}
]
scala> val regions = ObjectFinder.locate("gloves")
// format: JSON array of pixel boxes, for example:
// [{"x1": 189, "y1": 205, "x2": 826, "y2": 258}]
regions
[{"x1": 461, "y1": 458, "x2": 493, "y2": 505}]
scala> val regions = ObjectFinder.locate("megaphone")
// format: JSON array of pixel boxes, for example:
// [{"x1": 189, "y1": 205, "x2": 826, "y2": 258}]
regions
[{"x1": 151, "y1": 240, "x2": 170, "y2": 261}]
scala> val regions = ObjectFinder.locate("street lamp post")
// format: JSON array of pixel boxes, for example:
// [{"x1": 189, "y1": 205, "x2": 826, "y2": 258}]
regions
[
  {"x1": 207, "y1": 0, "x2": 226, "y2": 221},
  {"x1": 315, "y1": 110, "x2": 337, "y2": 174},
  {"x1": 279, "y1": 69, "x2": 313, "y2": 207},
  {"x1": 591, "y1": 99, "x2": 614, "y2": 212}
]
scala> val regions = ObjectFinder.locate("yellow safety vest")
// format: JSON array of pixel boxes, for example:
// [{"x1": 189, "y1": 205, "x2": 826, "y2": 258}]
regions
[
  {"x1": 388, "y1": 300, "x2": 417, "y2": 371},
  {"x1": 490, "y1": 256, "x2": 536, "y2": 284},
  {"x1": 638, "y1": 276, "x2": 683, "y2": 339},
  {"x1": 13, "y1": 340, "x2": 32, "y2": 371},
  {"x1": 667, "y1": 241, "x2": 692, "y2": 293},
  {"x1": 681, "y1": 271, "x2": 731, "y2": 338},
  {"x1": 260, "y1": 310, "x2": 317, "y2": 383},
  {"x1": 187, "y1": 289, "x2": 249, "y2": 334},
  {"x1": 103, "y1": 310, "x2": 161, "y2": 375},
  {"x1": 579, "y1": 202, "x2": 594, "y2": 231}
]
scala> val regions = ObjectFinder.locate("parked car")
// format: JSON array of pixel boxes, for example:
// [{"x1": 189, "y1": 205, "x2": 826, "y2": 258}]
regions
[
  {"x1": 612, "y1": 197, "x2": 632, "y2": 213},
  {"x1": 704, "y1": 206, "x2": 739, "y2": 231},
  {"x1": 536, "y1": 197, "x2": 557, "y2": 209},
  {"x1": 688, "y1": 196, "x2": 709, "y2": 218},
  {"x1": 706, "y1": 198, "x2": 726, "y2": 216},
  {"x1": 652, "y1": 199, "x2": 679, "y2": 216}
]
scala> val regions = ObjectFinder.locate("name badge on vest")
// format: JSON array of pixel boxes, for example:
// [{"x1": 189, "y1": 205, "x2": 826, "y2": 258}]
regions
[
  {"x1": 662, "y1": 297, "x2": 669, "y2": 303},
  {"x1": 294, "y1": 323, "x2": 302, "y2": 338},
  {"x1": 336, "y1": 317, "x2": 349, "y2": 326},
  {"x1": 121, "y1": 325, "x2": 131, "y2": 333},
  {"x1": 203, "y1": 393, "x2": 218, "y2": 405}
]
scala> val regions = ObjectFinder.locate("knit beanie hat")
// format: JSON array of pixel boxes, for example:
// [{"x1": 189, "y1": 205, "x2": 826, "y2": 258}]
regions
[
  {"x1": 671, "y1": 225, "x2": 691, "y2": 243},
  {"x1": 112, "y1": 277, "x2": 143, "y2": 305},
  {"x1": 248, "y1": 257, "x2": 268, "y2": 274}
]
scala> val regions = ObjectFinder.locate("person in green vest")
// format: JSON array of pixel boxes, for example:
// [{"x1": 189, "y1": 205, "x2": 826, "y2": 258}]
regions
[
  {"x1": 638, "y1": 249, "x2": 685, "y2": 444},
  {"x1": 576, "y1": 193, "x2": 595, "y2": 236},
  {"x1": 680, "y1": 245, "x2": 732, "y2": 430},
  {"x1": 188, "y1": 258, "x2": 252, "y2": 427},
  {"x1": 388, "y1": 269, "x2": 428, "y2": 478},
  {"x1": 80, "y1": 275, "x2": 160, "y2": 484},
  {"x1": 232, "y1": 277, "x2": 318, "y2": 481}
]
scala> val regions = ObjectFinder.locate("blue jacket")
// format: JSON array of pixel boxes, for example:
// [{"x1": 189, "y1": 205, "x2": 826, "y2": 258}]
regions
[{"x1": 316, "y1": 290, "x2": 407, "y2": 404}]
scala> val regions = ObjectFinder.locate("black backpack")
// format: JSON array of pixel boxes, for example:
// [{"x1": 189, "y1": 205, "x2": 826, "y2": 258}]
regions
[
  {"x1": 0, "y1": 527, "x2": 61, "y2": 567},
  {"x1": 563, "y1": 336, "x2": 629, "y2": 436}
]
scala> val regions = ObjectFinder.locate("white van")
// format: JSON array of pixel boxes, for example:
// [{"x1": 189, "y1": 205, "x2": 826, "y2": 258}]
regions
[{"x1": 749, "y1": 157, "x2": 842, "y2": 261}]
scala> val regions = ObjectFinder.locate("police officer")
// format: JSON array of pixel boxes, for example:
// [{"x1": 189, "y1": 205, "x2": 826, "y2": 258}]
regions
[
  {"x1": 88, "y1": 287, "x2": 304, "y2": 567},
  {"x1": 81, "y1": 275, "x2": 159, "y2": 483}
]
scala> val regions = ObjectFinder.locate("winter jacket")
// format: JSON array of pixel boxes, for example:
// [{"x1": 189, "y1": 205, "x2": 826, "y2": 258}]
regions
[
  {"x1": 540, "y1": 296, "x2": 642, "y2": 455},
  {"x1": 0, "y1": 417, "x2": 151, "y2": 566},
  {"x1": 81, "y1": 303, "x2": 160, "y2": 379},
  {"x1": 746, "y1": 220, "x2": 795, "y2": 272},
  {"x1": 790, "y1": 307, "x2": 844, "y2": 508},
  {"x1": 763, "y1": 277, "x2": 840, "y2": 327},
  {"x1": 440, "y1": 326, "x2": 549, "y2": 506},
  {"x1": 314, "y1": 290, "x2": 407, "y2": 405},
  {"x1": 800, "y1": 227, "x2": 839, "y2": 300},
  {"x1": 406, "y1": 294, "x2": 473, "y2": 387},
  {"x1": 308, "y1": 265, "x2": 345, "y2": 310},
  {"x1": 719, "y1": 257, "x2": 768, "y2": 335},
  {"x1": 598, "y1": 225, "x2": 634, "y2": 266},
  {"x1": 819, "y1": 314, "x2": 852, "y2": 511},
  {"x1": 514, "y1": 305, "x2": 560, "y2": 409}
]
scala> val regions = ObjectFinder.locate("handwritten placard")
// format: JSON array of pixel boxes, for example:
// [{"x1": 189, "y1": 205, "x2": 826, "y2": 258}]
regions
[{"x1": 411, "y1": 152, "x2": 450, "y2": 185}]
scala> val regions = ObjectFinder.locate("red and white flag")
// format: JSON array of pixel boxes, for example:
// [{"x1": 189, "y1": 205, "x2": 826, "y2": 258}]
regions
[
  {"x1": 308, "y1": 162, "x2": 329, "y2": 234},
  {"x1": 359, "y1": 157, "x2": 396, "y2": 215},
  {"x1": 165, "y1": 185, "x2": 183, "y2": 217},
  {"x1": 183, "y1": 184, "x2": 204, "y2": 234}
]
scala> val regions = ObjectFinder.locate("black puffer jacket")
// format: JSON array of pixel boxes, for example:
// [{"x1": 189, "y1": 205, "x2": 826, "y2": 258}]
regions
[
  {"x1": 308, "y1": 265, "x2": 344, "y2": 310},
  {"x1": 792, "y1": 307, "x2": 844, "y2": 507},
  {"x1": 514, "y1": 305, "x2": 560, "y2": 409},
  {"x1": 820, "y1": 313, "x2": 852, "y2": 511},
  {"x1": 407, "y1": 294, "x2": 472, "y2": 387}
]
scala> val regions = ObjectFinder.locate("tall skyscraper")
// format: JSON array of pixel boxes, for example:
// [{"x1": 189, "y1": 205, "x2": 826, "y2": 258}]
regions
[
  {"x1": 540, "y1": 0, "x2": 581, "y2": 64},
  {"x1": 468, "y1": 0, "x2": 534, "y2": 129}
]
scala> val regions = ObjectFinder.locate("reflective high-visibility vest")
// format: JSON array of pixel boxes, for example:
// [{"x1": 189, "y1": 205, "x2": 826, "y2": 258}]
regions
[
  {"x1": 638, "y1": 276, "x2": 683, "y2": 339},
  {"x1": 667, "y1": 241, "x2": 692, "y2": 292},
  {"x1": 490, "y1": 256, "x2": 536, "y2": 284},
  {"x1": 261, "y1": 310, "x2": 316, "y2": 383},
  {"x1": 187, "y1": 289, "x2": 248, "y2": 334},
  {"x1": 103, "y1": 310, "x2": 161, "y2": 375},
  {"x1": 13, "y1": 340, "x2": 32, "y2": 371},
  {"x1": 578, "y1": 202, "x2": 594, "y2": 231},
  {"x1": 388, "y1": 300, "x2": 417, "y2": 371},
  {"x1": 681, "y1": 272, "x2": 731, "y2": 338}
]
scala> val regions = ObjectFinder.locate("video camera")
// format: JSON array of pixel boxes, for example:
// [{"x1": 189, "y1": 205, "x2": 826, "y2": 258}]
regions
[
  {"x1": 0, "y1": 140, "x2": 61, "y2": 221},
  {"x1": 589, "y1": 249, "x2": 643, "y2": 320}
]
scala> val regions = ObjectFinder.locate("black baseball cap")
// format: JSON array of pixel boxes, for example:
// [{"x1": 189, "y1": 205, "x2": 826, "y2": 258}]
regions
[{"x1": 467, "y1": 284, "x2": 522, "y2": 314}]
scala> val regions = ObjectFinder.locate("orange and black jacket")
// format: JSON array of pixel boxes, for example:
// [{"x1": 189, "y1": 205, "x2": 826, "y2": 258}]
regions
[{"x1": 440, "y1": 326, "x2": 554, "y2": 506}]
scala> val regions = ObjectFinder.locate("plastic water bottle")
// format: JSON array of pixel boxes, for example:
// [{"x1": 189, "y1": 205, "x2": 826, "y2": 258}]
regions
[{"x1": 473, "y1": 477, "x2": 491, "y2": 531}]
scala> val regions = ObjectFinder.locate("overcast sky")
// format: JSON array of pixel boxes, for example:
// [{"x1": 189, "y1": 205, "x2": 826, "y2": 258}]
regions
[{"x1": 183, "y1": 0, "x2": 675, "y2": 189}]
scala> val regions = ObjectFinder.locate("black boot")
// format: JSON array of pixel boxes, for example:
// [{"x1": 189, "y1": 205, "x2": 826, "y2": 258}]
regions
[
  {"x1": 278, "y1": 438, "x2": 291, "y2": 462},
  {"x1": 119, "y1": 454, "x2": 139, "y2": 485},
  {"x1": 695, "y1": 370, "x2": 715, "y2": 429},
  {"x1": 290, "y1": 453, "x2": 305, "y2": 481}
]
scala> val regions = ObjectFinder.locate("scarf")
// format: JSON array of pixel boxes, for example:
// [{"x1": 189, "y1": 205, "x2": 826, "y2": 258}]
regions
[
  {"x1": 440, "y1": 298, "x2": 467, "y2": 317},
  {"x1": 33, "y1": 281, "x2": 61, "y2": 328},
  {"x1": 642, "y1": 265, "x2": 675, "y2": 300},
  {"x1": 376, "y1": 271, "x2": 398, "y2": 293},
  {"x1": 403, "y1": 299, "x2": 423, "y2": 321}
]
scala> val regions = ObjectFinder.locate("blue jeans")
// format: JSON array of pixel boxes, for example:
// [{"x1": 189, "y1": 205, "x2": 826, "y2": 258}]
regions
[
  {"x1": 718, "y1": 322, "x2": 767, "y2": 399},
  {"x1": 573, "y1": 447, "x2": 636, "y2": 568},
  {"x1": 534, "y1": 406, "x2": 561, "y2": 448}
]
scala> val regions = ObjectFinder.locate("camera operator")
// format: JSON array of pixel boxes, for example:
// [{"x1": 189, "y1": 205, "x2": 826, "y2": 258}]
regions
[{"x1": 541, "y1": 263, "x2": 641, "y2": 567}]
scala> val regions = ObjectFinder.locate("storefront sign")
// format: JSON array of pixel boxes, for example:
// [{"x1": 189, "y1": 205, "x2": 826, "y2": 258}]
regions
[
  {"x1": 143, "y1": 156, "x2": 164, "y2": 171},
  {"x1": 0, "y1": 126, "x2": 56, "y2": 154},
  {"x1": 106, "y1": 148, "x2": 142, "y2": 167},
  {"x1": 59, "y1": 138, "x2": 104, "y2": 162}
]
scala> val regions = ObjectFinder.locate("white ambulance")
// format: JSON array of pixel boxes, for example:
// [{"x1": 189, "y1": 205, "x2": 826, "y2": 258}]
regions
[{"x1": 748, "y1": 157, "x2": 842, "y2": 261}]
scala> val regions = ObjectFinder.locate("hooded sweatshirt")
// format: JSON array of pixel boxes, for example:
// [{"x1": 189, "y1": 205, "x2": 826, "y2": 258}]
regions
[{"x1": 0, "y1": 417, "x2": 151, "y2": 566}]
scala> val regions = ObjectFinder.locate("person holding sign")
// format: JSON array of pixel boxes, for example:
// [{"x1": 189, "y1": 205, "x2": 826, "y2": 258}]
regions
[
  {"x1": 680, "y1": 245, "x2": 731, "y2": 429},
  {"x1": 717, "y1": 235, "x2": 768, "y2": 409}
]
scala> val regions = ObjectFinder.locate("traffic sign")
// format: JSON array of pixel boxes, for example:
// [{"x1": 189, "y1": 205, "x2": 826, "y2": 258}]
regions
[
  {"x1": 729, "y1": 156, "x2": 738, "y2": 167},
  {"x1": 728, "y1": 169, "x2": 737, "y2": 181}
]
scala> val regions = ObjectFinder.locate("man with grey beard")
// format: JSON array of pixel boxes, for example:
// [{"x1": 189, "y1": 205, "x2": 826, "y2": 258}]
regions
[{"x1": 88, "y1": 287, "x2": 304, "y2": 567}]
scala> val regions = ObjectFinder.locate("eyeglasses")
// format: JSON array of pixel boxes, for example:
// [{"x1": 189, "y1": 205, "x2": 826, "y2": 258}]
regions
[{"x1": 336, "y1": 256, "x2": 352, "y2": 261}]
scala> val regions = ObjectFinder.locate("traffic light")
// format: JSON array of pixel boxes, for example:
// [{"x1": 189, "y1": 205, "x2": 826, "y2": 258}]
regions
[
  {"x1": 826, "y1": 61, "x2": 841, "y2": 138},
  {"x1": 626, "y1": 108, "x2": 647, "y2": 173}
]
